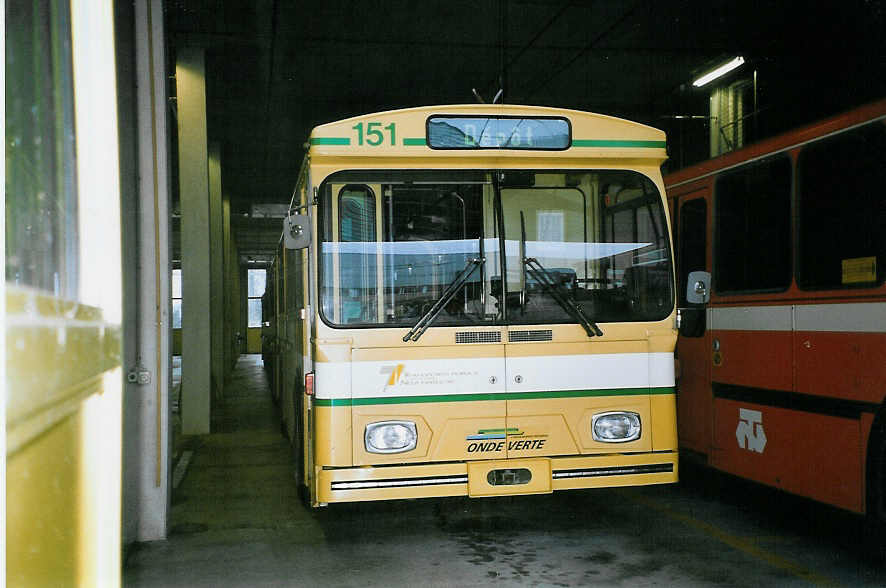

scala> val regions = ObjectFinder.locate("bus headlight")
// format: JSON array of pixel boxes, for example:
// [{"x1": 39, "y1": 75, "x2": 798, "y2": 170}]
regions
[
  {"x1": 592, "y1": 412, "x2": 641, "y2": 442},
  {"x1": 365, "y1": 421, "x2": 417, "y2": 454}
]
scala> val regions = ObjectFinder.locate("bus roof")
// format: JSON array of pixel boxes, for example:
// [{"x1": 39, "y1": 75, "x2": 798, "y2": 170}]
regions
[
  {"x1": 665, "y1": 98, "x2": 886, "y2": 190},
  {"x1": 308, "y1": 104, "x2": 666, "y2": 163}
]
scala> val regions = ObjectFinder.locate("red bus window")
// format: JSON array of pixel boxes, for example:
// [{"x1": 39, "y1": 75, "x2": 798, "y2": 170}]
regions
[
  {"x1": 714, "y1": 156, "x2": 791, "y2": 293},
  {"x1": 798, "y1": 121, "x2": 886, "y2": 290}
]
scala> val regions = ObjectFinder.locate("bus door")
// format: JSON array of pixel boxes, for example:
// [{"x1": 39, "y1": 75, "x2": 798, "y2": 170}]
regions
[{"x1": 673, "y1": 192, "x2": 711, "y2": 456}]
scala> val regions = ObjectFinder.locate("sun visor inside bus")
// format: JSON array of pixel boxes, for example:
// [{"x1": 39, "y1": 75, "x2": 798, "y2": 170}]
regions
[{"x1": 427, "y1": 116, "x2": 571, "y2": 150}]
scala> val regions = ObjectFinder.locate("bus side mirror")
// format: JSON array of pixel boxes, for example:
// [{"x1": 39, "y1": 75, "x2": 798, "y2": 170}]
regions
[
  {"x1": 686, "y1": 271, "x2": 711, "y2": 304},
  {"x1": 283, "y1": 214, "x2": 310, "y2": 249},
  {"x1": 679, "y1": 270, "x2": 710, "y2": 338}
]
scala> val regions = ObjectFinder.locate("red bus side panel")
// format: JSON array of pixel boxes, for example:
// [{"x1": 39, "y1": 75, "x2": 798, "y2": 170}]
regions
[
  {"x1": 713, "y1": 398, "x2": 863, "y2": 512},
  {"x1": 711, "y1": 330, "x2": 793, "y2": 392},
  {"x1": 796, "y1": 331, "x2": 886, "y2": 405}
]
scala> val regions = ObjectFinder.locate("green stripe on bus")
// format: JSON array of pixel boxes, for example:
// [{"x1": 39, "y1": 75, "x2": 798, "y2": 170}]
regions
[
  {"x1": 572, "y1": 139, "x2": 666, "y2": 148},
  {"x1": 310, "y1": 137, "x2": 351, "y2": 145},
  {"x1": 501, "y1": 387, "x2": 673, "y2": 401},
  {"x1": 403, "y1": 137, "x2": 426, "y2": 146},
  {"x1": 313, "y1": 386, "x2": 675, "y2": 407}
]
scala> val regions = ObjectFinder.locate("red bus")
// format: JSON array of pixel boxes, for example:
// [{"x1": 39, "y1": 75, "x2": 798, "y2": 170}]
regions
[{"x1": 665, "y1": 99, "x2": 886, "y2": 529}]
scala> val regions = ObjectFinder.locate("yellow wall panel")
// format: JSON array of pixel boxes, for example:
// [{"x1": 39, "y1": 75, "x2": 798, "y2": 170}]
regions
[{"x1": 7, "y1": 412, "x2": 82, "y2": 586}]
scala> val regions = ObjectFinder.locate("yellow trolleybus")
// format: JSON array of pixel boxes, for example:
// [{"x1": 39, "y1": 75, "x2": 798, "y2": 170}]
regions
[{"x1": 267, "y1": 105, "x2": 678, "y2": 506}]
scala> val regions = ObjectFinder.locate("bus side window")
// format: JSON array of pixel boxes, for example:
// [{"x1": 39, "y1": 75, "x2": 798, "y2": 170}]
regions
[
  {"x1": 339, "y1": 185, "x2": 377, "y2": 323},
  {"x1": 714, "y1": 157, "x2": 791, "y2": 293},
  {"x1": 798, "y1": 121, "x2": 886, "y2": 290}
]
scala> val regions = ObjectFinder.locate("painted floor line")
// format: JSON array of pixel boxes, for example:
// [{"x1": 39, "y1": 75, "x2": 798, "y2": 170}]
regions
[{"x1": 627, "y1": 490, "x2": 841, "y2": 587}]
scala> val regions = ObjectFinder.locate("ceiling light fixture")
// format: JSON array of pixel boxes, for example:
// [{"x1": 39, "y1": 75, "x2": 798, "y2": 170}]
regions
[{"x1": 692, "y1": 56, "x2": 745, "y2": 87}]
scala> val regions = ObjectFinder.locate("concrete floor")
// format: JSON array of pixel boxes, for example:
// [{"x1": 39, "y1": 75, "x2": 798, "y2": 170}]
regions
[{"x1": 125, "y1": 355, "x2": 886, "y2": 587}]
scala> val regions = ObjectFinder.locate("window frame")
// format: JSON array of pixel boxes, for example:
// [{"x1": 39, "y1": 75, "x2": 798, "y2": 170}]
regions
[
  {"x1": 316, "y1": 168, "x2": 675, "y2": 330},
  {"x1": 338, "y1": 184, "x2": 377, "y2": 242},
  {"x1": 712, "y1": 154, "x2": 793, "y2": 296},
  {"x1": 172, "y1": 267, "x2": 182, "y2": 329},
  {"x1": 5, "y1": 0, "x2": 79, "y2": 296},
  {"x1": 319, "y1": 171, "x2": 492, "y2": 330},
  {"x1": 247, "y1": 268, "x2": 266, "y2": 328},
  {"x1": 795, "y1": 121, "x2": 886, "y2": 291},
  {"x1": 426, "y1": 114, "x2": 572, "y2": 151}
]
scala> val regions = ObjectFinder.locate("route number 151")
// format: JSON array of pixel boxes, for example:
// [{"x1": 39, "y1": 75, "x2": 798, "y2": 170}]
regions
[{"x1": 352, "y1": 122, "x2": 396, "y2": 146}]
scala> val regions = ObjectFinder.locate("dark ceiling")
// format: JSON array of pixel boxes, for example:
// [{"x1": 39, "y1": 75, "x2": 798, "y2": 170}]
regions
[{"x1": 166, "y1": 0, "x2": 886, "y2": 259}]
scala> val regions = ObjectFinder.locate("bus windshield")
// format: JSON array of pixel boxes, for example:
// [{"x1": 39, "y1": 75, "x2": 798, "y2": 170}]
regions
[{"x1": 319, "y1": 170, "x2": 672, "y2": 328}]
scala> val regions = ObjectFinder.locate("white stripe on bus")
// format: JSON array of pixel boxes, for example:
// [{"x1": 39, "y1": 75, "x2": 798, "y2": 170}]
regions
[
  {"x1": 711, "y1": 302, "x2": 886, "y2": 333},
  {"x1": 795, "y1": 302, "x2": 886, "y2": 333},
  {"x1": 316, "y1": 352, "x2": 675, "y2": 400},
  {"x1": 505, "y1": 352, "x2": 674, "y2": 394},
  {"x1": 711, "y1": 305, "x2": 791, "y2": 332}
]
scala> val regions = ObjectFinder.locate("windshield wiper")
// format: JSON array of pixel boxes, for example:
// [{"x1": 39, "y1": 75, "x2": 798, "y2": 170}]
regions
[
  {"x1": 519, "y1": 211, "x2": 603, "y2": 337},
  {"x1": 403, "y1": 257, "x2": 485, "y2": 342},
  {"x1": 524, "y1": 258, "x2": 603, "y2": 337}
]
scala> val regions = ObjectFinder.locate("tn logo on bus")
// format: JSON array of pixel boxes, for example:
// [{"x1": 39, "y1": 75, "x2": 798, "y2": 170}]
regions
[
  {"x1": 736, "y1": 408, "x2": 767, "y2": 453},
  {"x1": 380, "y1": 364, "x2": 405, "y2": 386}
]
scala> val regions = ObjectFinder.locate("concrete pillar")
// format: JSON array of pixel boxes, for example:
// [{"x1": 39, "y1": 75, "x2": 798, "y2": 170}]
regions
[
  {"x1": 135, "y1": 0, "x2": 172, "y2": 539},
  {"x1": 208, "y1": 143, "x2": 224, "y2": 398},
  {"x1": 117, "y1": 0, "x2": 141, "y2": 548},
  {"x1": 230, "y1": 237, "x2": 242, "y2": 364},
  {"x1": 177, "y1": 47, "x2": 212, "y2": 434},
  {"x1": 223, "y1": 196, "x2": 232, "y2": 374},
  {"x1": 119, "y1": 0, "x2": 172, "y2": 543}
]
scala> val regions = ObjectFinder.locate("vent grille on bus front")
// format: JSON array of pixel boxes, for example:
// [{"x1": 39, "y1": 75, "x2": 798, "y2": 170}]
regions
[
  {"x1": 509, "y1": 330, "x2": 553, "y2": 342},
  {"x1": 455, "y1": 331, "x2": 501, "y2": 344}
]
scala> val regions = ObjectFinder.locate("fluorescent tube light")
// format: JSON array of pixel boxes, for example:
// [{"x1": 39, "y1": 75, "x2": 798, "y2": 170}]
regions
[{"x1": 692, "y1": 56, "x2": 745, "y2": 87}]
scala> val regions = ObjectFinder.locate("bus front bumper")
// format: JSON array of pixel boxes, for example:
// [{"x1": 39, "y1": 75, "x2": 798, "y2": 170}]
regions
[{"x1": 316, "y1": 451, "x2": 678, "y2": 504}]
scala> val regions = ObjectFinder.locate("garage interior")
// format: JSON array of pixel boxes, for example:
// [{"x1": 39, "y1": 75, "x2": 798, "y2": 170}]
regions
[
  {"x1": 143, "y1": 2, "x2": 886, "y2": 584},
  {"x1": 6, "y1": 0, "x2": 886, "y2": 586}
]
